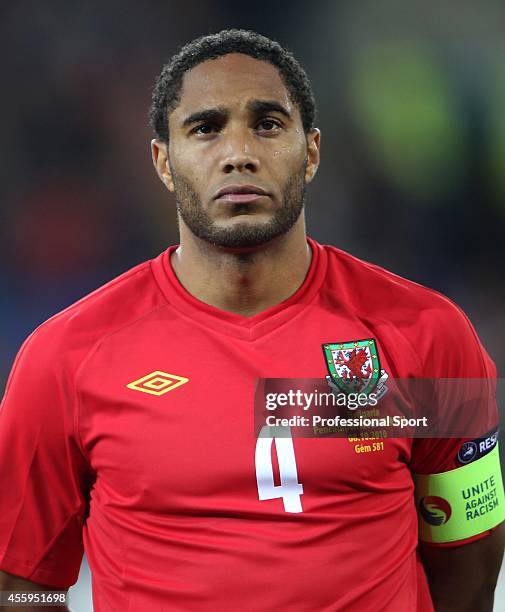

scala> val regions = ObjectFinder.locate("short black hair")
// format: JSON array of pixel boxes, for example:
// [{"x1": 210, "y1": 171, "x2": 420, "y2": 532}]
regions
[{"x1": 149, "y1": 29, "x2": 316, "y2": 142}]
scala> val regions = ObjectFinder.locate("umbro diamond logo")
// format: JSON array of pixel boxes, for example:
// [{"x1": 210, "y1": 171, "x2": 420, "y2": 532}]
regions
[{"x1": 126, "y1": 371, "x2": 189, "y2": 396}]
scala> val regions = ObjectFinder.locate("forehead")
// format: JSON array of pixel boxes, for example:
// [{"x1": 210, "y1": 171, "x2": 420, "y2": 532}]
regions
[{"x1": 173, "y1": 53, "x2": 294, "y2": 119}]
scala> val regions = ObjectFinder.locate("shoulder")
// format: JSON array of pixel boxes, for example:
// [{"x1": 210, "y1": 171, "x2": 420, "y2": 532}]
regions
[
  {"x1": 320, "y1": 243, "x2": 495, "y2": 377},
  {"x1": 11, "y1": 254, "x2": 168, "y2": 372},
  {"x1": 322, "y1": 243, "x2": 455, "y2": 315}
]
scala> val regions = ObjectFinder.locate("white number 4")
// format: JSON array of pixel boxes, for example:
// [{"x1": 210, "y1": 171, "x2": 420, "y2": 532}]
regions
[{"x1": 255, "y1": 425, "x2": 304, "y2": 513}]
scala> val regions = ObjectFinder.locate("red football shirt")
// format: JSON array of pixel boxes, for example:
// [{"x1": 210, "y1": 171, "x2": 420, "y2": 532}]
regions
[{"x1": 0, "y1": 238, "x2": 497, "y2": 611}]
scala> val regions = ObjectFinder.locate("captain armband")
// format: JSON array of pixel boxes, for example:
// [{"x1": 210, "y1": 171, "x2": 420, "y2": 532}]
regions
[{"x1": 414, "y1": 444, "x2": 505, "y2": 543}]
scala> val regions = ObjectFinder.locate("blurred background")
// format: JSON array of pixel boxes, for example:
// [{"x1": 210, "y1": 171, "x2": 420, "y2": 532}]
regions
[{"x1": 0, "y1": 1, "x2": 503, "y2": 610}]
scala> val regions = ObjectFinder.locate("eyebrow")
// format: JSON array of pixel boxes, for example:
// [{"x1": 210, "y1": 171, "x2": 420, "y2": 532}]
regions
[
  {"x1": 246, "y1": 99, "x2": 292, "y2": 120},
  {"x1": 181, "y1": 107, "x2": 227, "y2": 128},
  {"x1": 181, "y1": 99, "x2": 293, "y2": 128}
]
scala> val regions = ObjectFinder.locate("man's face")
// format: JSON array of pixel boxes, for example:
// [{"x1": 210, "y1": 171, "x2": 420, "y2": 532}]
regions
[{"x1": 153, "y1": 53, "x2": 320, "y2": 248}]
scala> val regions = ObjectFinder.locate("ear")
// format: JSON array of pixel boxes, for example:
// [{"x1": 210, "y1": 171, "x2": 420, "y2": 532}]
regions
[
  {"x1": 304, "y1": 128, "x2": 321, "y2": 184},
  {"x1": 151, "y1": 139, "x2": 174, "y2": 192}
]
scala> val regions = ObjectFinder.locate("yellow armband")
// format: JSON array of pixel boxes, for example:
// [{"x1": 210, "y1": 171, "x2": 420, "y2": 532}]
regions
[{"x1": 414, "y1": 444, "x2": 505, "y2": 543}]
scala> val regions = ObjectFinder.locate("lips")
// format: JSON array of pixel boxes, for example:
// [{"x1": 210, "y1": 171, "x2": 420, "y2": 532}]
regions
[{"x1": 214, "y1": 184, "x2": 269, "y2": 201}]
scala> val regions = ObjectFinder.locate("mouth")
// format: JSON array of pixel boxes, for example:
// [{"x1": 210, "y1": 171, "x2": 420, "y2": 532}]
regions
[{"x1": 214, "y1": 184, "x2": 270, "y2": 203}]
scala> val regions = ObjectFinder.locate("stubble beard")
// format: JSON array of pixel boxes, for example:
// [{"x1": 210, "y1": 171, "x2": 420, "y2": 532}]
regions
[{"x1": 170, "y1": 162, "x2": 307, "y2": 249}]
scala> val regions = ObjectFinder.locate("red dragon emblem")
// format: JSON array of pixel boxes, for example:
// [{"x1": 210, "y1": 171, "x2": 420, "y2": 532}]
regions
[{"x1": 335, "y1": 348, "x2": 372, "y2": 379}]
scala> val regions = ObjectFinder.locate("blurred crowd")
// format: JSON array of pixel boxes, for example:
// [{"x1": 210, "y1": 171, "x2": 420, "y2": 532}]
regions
[{"x1": 1, "y1": 0, "x2": 504, "y2": 386}]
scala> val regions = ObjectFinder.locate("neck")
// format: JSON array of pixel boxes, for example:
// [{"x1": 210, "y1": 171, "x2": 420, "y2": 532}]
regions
[{"x1": 170, "y1": 217, "x2": 312, "y2": 317}]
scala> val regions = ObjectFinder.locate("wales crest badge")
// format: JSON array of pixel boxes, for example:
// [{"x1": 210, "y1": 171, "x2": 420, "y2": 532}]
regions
[{"x1": 322, "y1": 338, "x2": 389, "y2": 401}]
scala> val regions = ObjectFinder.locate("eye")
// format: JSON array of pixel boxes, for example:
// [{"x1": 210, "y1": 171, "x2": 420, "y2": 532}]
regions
[
  {"x1": 192, "y1": 123, "x2": 219, "y2": 136},
  {"x1": 256, "y1": 118, "x2": 282, "y2": 134}
]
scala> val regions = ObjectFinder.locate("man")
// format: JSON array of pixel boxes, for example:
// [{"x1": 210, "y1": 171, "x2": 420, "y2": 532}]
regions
[{"x1": 0, "y1": 29, "x2": 503, "y2": 612}]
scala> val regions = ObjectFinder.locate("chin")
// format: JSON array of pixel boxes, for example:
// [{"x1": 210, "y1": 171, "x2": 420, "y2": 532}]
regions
[{"x1": 209, "y1": 224, "x2": 287, "y2": 250}]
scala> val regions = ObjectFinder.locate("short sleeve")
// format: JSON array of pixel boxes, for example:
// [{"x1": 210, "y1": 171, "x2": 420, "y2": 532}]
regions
[
  {"x1": 410, "y1": 297, "x2": 498, "y2": 475},
  {"x1": 0, "y1": 325, "x2": 92, "y2": 588},
  {"x1": 409, "y1": 297, "x2": 501, "y2": 545}
]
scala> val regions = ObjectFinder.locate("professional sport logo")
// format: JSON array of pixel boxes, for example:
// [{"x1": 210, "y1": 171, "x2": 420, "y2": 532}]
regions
[
  {"x1": 322, "y1": 339, "x2": 389, "y2": 397},
  {"x1": 419, "y1": 496, "x2": 452, "y2": 526},
  {"x1": 126, "y1": 371, "x2": 189, "y2": 396}
]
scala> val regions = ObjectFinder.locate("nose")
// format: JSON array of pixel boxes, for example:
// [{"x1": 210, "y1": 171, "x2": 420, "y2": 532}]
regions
[{"x1": 219, "y1": 128, "x2": 260, "y2": 174}]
